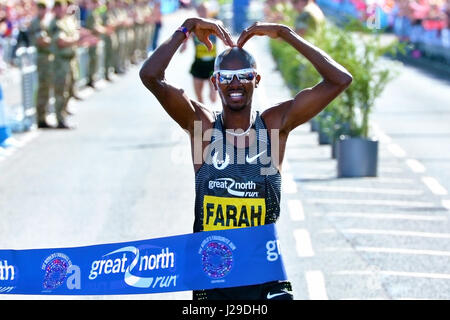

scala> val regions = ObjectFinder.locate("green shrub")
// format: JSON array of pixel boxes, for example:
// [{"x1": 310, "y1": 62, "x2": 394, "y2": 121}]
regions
[{"x1": 269, "y1": 14, "x2": 402, "y2": 140}]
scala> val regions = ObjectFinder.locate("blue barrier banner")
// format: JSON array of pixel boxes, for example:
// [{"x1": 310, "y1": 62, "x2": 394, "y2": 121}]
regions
[{"x1": 0, "y1": 224, "x2": 287, "y2": 295}]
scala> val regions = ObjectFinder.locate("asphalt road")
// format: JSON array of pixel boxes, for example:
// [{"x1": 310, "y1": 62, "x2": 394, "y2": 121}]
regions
[
  {"x1": 372, "y1": 59, "x2": 450, "y2": 199},
  {"x1": 1, "y1": 8, "x2": 449, "y2": 300}
]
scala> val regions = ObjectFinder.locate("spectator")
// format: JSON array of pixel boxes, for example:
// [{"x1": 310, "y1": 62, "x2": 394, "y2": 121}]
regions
[
  {"x1": 263, "y1": 0, "x2": 289, "y2": 23},
  {"x1": 180, "y1": 1, "x2": 217, "y2": 104},
  {"x1": 12, "y1": 0, "x2": 34, "y2": 55},
  {"x1": 28, "y1": 0, "x2": 53, "y2": 128},
  {"x1": 421, "y1": 0, "x2": 446, "y2": 45},
  {"x1": 2, "y1": 1, "x2": 15, "y2": 39},
  {"x1": 85, "y1": 0, "x2": 104, "y2": 88},
  {"x1": 293, "y1": 0, "x2": 325, "y2": 37},
  {"x1": 79, "y1": 0, "x2": 88, "y2": 27},
  {"x1": 445, "y1": 0, "x2": 450, "y2": 26},
  {"x1": 66, "y1": 0, "x2": 83, "y2": 102},
  {"x1": 393, "y1": 0, "x2": 413, "y2": 41},
  {"x1": 49, "y1": 0, "x2": 80, "y2": 129}
]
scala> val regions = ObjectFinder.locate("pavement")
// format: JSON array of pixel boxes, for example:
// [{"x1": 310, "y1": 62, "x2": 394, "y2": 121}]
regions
[{"x1": 1, "y1": 7, "x2": 450, "y2": 300}]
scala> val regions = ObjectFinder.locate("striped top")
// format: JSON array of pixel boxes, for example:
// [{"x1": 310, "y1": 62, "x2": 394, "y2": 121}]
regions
[{"x1": 193, "y1": 111, "x2": 282, "y2": 233}]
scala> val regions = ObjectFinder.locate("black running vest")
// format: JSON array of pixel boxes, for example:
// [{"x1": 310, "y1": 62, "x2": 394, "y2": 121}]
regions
[{"x1": 194, "y1": 111, "x2": 282, "y2": 233}]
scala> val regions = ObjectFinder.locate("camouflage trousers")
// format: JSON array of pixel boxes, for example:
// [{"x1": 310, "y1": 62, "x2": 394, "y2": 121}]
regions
[
  {"x1": 88, "y1": 45, "x2": 98, "y2": 82},
  {"x1": 53, "y1": 57, "x2": 72, "y2": 124},
  {"x1": 36, "y1": 54, "x2": 53, "y2": 123}
]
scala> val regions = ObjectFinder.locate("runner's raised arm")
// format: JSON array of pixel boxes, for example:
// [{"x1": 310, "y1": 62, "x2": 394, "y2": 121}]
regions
[
  {"x1": 237, "y1": 22, "x2": 353, "y2": 135},
  {"x1": 139, "y1": 17, "x2": 234, "y2": 133}
]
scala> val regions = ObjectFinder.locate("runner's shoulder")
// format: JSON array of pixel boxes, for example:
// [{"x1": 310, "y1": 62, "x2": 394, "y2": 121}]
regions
[
  {"x1": 189, "y1": 99, "x2": 215, "y2": 131},
  {"x1": 260, "y1": 99, "x2": 293, "y2": 134}
]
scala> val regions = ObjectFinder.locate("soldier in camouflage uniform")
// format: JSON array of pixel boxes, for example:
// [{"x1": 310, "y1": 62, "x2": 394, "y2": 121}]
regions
[
  {"x1": 131, "y1": 0, "x2": 142, "y2": 63},
  {"x1": 85, "y1": 0, "x2": 106, "y2": 87},
  {"x1": 135, "y1": 0, "x2": 149, "y2": 61},
  {"x1": 28, "y1": 0, "x2": 53, "y2": 128},
  {"x1": 124, "y1": 0, "x2": 135, "y2": 65},
  {"x1": 49, "y1": 0, "x2": 79, "y2": 129},
  {"x1": 102, "y1": 0, "x2": 118, "y2": 80},
  {"x1": 114, "y1": 0, "x2": 127, "y2": 73},
  {"x1": 65, "y1": 0, "x2": 83, "y2": 102}
]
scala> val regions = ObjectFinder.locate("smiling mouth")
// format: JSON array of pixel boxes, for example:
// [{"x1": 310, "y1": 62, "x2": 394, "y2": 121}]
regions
[{"x1": 228, "y1": 92, "x2": 244, "y2": 102}]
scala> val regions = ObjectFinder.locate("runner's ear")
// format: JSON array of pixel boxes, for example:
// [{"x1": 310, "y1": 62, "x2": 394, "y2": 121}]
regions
[
  {"x1": 211, "y1": 75, "x2": 218, "y2": 90},
  {"x1": 255, "y1": 74, "x2": 261, "y2": 88}
]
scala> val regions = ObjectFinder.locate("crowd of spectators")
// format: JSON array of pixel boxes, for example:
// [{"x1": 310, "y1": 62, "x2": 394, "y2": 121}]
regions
[
  {"x1": 390, "y1": 0, "x2": 449, "y2": 48},
  {"x1": 1, "y1": 0, "x2": 37, "y2": 66},
  {"x1": 316, "y1": 0, "x2": 450, "y2": 50},
  {"x1": 0, "y1": 0, "x2": 164, "y2": 69},
  {"x1": 0, "y1": 0, "x2": 162, "y2": 130},
  {"x1": 264, "y1": 0, "x2": 449, "y2": 62}
]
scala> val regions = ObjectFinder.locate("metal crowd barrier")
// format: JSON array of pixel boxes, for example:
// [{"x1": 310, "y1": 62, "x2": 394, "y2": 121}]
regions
[
  {"x1": 15, "y1": 46, "x2": 38, "y2": 132},
  {"x1": 77, "y1": 41, "x2": 105, "y2": 87},
  {"x1": 0, "y1": 41, "x2": 105, "y2": 133},
  {"x1": 0, "y1": 37, "x2": 17, "y2": 66}
]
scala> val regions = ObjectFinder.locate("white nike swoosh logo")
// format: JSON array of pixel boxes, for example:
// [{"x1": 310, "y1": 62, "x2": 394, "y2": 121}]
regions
[
  {"x1": 267, "y1": 291, "x2": 289, "y2": 299},
  {"x1": 246, "y1": 150, "x2": 266, "y2": 163}
]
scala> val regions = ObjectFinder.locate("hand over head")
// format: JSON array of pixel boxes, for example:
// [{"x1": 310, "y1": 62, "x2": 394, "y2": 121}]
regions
[
  {"x1": 187, "y1": 17, "x2": 235, "y2": 50},
  {"x1": 187, "y1": 19, "x2": 287, "y2": 50},
  {"x1": 237, "y1": 22, "x2": 285, "y2": 48}
]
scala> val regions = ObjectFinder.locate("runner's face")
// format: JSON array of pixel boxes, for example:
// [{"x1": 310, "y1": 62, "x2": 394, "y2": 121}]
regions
[{"x1": 213, "y1": 59, "x2": 260, "y2": 112}]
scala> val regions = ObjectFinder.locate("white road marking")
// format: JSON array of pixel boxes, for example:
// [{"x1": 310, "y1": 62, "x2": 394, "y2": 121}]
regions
[
  {"x1": 379, "y1": 167, "x2": 404, "y2": 173},
  {"x1": 293, "y1": 229, "x2": 314, "y2": 257},
  {"x1": 325, "y1": 246, "x2": 450, "y2": 257},
  {"x1": 287, "y1": 199, "x2": 305, "y2": 221},
  {"x1": 422, "y1": 176, "x2": 448, "y2": 196},
  {"x1": 318, "y1": 212, "x2": 446, "y2": 221},
  {"x1": 374, "y1": 177, "x2": 415, "y2": 184},
  {"x1": 334, "y1": 270, "x2": 450, "y2": 280},
  {"x1": 442, "y1": 200, "x2": 450, "y2": 211},
  {"x1": 307, "y1": 198, "x2": 435, "y2": 208},
  {"x1": 320, "y1": 228, "x2": 450, "y2": 239},
  {"x1": 371, "y1": 122, "x2": 391, "y2": 143},
  {"x1": 303, "y1": 185, "x2": 423, "y2": 196},
  {"x1": 387, "y1": 143, "x2": 407, "y2": 158},
  {"x1": 305, "y1": 271, "x2": 328, "y2": 300},
  {"x1": 405, "y1": 158, "x2": 426, "y2": 173}
]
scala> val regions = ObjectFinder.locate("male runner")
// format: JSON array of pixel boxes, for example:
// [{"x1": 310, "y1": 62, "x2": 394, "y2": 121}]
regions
[{"x1": 139, "y1": 18, "x2": 352, "y2": 300}]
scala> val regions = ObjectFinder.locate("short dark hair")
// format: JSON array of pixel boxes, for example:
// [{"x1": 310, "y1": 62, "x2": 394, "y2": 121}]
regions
[{"x1": 214, "y1": 47, "x2": 257, "y2": 71}]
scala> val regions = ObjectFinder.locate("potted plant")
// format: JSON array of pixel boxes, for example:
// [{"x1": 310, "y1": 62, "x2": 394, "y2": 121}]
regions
[
  {"x1": 308, "y1": 23, "x2": 356, "y2": 150},
  {"x1": 269, "y1": 12, "x2": 401, "y2": 177},
  {"x1": 331, "y1": 20, "x2": 401, "y2": 177}
]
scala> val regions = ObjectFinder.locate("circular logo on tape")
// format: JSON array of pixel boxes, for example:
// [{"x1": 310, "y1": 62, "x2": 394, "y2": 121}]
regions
[
  {"x1": 42, "y1": 253, "x2": 72, "y2": 291},
  {"x1": 201, "y1": 240, "x2": 233, "y2": 279}
]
